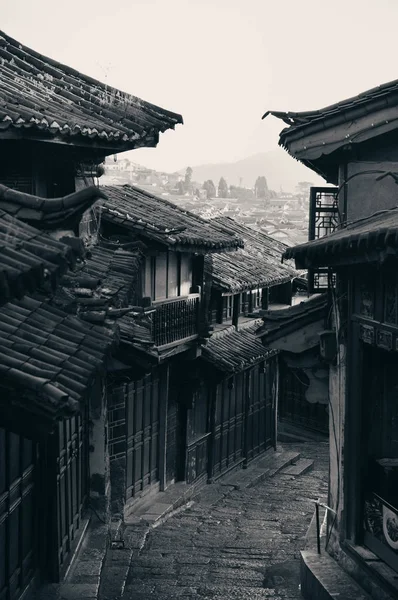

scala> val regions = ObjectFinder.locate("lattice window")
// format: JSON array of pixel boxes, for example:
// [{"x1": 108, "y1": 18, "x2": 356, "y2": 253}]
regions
[{"x1": 308, "y1": 187, "x2": 339, "y2": 293}]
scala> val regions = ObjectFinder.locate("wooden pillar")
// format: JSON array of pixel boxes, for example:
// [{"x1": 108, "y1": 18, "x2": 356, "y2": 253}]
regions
[
  {"x1": 273, "y1": 358, "x2": 278, "y2": 451},
  {"x1": 232, "y1": 293, "x2": 240, "y2": 329},
  {"x1": 159, "y1": 363, "x2": 170, "y2": 491},
  {"x1": 262, "y1": 288, "x2": 269, "y2": 310},
  {"x1": 243, "y1": 369, "x2": 251, "y2": 468},
  {"x1": 282, "y1": 281, "x2": 293, "y2": 306},
  {"x1": 216, "y1": 294, "x2": 224, "y2": 324},
  {"x1": 248, "y1": 291, "x2": 254, "y2": 314}
]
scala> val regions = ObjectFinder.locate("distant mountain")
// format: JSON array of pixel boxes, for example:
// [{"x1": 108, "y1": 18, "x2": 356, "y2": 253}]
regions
[{"x1": 180, "y1": 149, "x2": 325, "y2": 193}]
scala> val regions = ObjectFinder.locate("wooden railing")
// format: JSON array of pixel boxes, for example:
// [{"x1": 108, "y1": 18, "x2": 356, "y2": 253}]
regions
[{"x1": 151, "y1": 293, "x2": 200, "y2": 348}]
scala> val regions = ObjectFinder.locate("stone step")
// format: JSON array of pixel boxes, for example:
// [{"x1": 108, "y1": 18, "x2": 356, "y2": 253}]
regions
[
  {"x1": 267, "y1": 450, "x2": 301, "y2": 477},
  {"x1": 280, "y1": 458, "x2": 314, "y2": 477},
  {"x1": 301, "y1": 550, "x2": 372, "y2": 600}
]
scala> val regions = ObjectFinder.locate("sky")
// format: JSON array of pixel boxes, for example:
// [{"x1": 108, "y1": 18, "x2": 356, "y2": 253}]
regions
[{"x1": 3, "y1": 0, "x2": 398, "y2": 173}]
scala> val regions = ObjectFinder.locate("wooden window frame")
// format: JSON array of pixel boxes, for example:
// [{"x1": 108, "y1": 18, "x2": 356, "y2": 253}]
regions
[{"x1": 147, "y1": 251, "x2": 189, "y2": 302}]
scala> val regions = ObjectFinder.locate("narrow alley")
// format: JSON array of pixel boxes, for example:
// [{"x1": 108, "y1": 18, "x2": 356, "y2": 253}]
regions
[{"x1": 115, "y1": 442, "x2": 328, "y2": 600}]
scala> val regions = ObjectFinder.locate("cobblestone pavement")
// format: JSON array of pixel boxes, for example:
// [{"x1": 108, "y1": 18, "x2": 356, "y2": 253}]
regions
[{"x1": 122, "y1": 442, "x2": 329, "y2": 600}]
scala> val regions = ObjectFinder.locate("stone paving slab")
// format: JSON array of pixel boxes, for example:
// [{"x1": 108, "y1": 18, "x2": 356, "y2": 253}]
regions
[
  {"x1": 280, "y1": 458, "x2": 314, "y2": 477},
  {"x1": 114, "y1": 442, "x2": 329, "y2": 600}
]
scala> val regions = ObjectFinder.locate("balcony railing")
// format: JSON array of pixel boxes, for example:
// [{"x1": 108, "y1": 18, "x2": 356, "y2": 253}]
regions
[{"x1": 151, "y1": 293, "x2": 200, "y2": 348}]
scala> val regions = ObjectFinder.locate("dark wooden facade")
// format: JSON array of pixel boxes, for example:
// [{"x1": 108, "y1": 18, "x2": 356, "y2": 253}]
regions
[
  {"x1": 179, "y1": 357, "x2": 278, "y2": 486},
  {"x1": 345, "y1": 266, "x2": 398, "y2": 574},
  {"x1": 0, "y1": 410, "x2": 91, "y2": 599},
  {"x1": 0, "y1": 430, "x2": 39, "y2": 600},
  {"x1": 208, "y1": 360, "x2": 276, "y2": 481}
]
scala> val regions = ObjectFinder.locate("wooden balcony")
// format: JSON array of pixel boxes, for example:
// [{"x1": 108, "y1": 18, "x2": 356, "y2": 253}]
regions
[{"x1": 151, "y1": 293, "x2": 200, "y2": 348}]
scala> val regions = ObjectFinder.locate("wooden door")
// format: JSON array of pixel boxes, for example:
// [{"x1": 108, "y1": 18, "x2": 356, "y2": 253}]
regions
[
  {"x1": 211, "y1": 373, "x2": 245, "y2": 479},
  {"x1": 0, "y1": 428, "x2": 39, "y2": 600},
  {"x1": 126, "y1": 372, "x2": 161, "y2": 499},
  {"x1": 186, "y1": 383, "x2": 210, "y2": 484},
  {"x1": 54, "y1": 411, "x2": 89, "y2": 578},
  {"x1": 245, "y1": 364, "x2": 273, "y2": 462}
]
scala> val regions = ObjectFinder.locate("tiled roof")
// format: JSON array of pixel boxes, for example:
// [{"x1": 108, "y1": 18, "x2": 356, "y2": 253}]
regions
[
  {"x1": 0, "y1": 183, "x2": 106, "y2": 229},
  {"x1": 99, "y1": 185, "x2": 244, "y2": 253},
  {"x1": 0, "y1": 295, "x2": 115, "y2": 427},
  {"x1": 205, "y1": 217, "x2": 298, "y2": 292},
  {"x1": 263, "y1": 79, "x2": 398, "y2": 181},
  {"x1": 118, "y1": 314, "x2": 154, "y2": 348},
  {"x1": 51, "y1": 244, "x2": 143, "y2": 323},
  {"x1": 201, "y1": 320, "x2": 276, "y2": 373},
  {"x1": 256, "y1": 294, "x2": 328, "y2": 342},
  {"x1": 263, "y1": 78, "x2": 398, "y2": 135},
  {"x1": 0, "y1": 209, "x2": 82, "y2": 305},
  {"x1": 283, "y1": 207, "x2": 398, "y2": 268},
  {"x1": 0, "y1": 30, "x2": 183, "y2": 151}
]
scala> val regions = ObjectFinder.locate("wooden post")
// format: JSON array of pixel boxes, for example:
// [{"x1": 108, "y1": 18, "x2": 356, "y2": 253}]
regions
[
  {"x1": 262, "y1": 288, "x2": 269, "y2": 310},
  {"x1": 243, "y1": 370, "x2": 251, "y2": 468},
  {"x1": 273, "y1": 358, "x2": 279, "y2": 451},
  {"x1": 216, "y1": 294, "x2": 223, "y2": 324},
  {"x1": 282, "y1": 281, "x2": 293, "y2": 306},
  {"x1": 232, "y1": 294, "x2": 240, "y2": 329},
  {"x1": 159, "y1": 363, "x2": 170, "y2": 491},
  {"x1": 207, "y1": 384, "x2": 218, "y2": 483},
  {"x1": 248, "y1": 291, "x2": 253, "y2": 314}
]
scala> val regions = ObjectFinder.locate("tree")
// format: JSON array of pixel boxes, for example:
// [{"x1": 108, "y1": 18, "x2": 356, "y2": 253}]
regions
[
  {"x1": 218, "y1": 177, "x2": 229, "y2": 198},
  {"x1": 177, "y1": 181, "x2": 185, "y2": 195},
  {"x1": 184, "y1": 166, "x2": 193, "y2": 187},
  {"x1": 254, "y1": 176, "x2": 268, "y2": 199},
  {"x1": 229, "y1": 186, "x2": 255, "y2": 201},
  {"x1": 202, "y1": 180, "x2": 216, "y2": 199}
]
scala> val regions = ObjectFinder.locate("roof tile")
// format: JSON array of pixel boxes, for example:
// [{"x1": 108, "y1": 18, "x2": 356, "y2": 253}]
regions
[
  {"x1": 0, "y1": 295, "x2": 114, "y2": 425},
  {"x1": 0, "y1": 30, "x2": 182, "y2": 150},
  {"x1": 100, "y1": 185, "x2": 244, "y2": 253},
  {"x1": 202, "y1": 320, "x2": 276, "y2": 373},
  {"x1": 206, "y1": 217, "x2": 298, "y2": 292},
  {"x1": 0, "y1": 209, "x2": 81, "y2": 304}
]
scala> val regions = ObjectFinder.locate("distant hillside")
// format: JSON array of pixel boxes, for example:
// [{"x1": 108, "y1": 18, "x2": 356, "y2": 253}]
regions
[{"x1": 181, "y1": 149, "x2": 325, "y2": 192}]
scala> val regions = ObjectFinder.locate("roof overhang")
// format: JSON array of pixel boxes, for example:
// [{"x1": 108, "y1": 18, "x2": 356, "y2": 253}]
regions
[
  {"x1": 283, "y1": 208, "x2": 398, "y2": 269},
  {"x1": 263, "y1": 88, "x2": 398, "y2": 183}
]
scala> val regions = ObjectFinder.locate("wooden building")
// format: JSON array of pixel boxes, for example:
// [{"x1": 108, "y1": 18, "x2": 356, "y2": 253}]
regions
[
  {"x1": 0, "y1": 30, "x2": 182, "y2": 197},
  {"x1": 198, "y1": 322, "x2": 279, "y2": 483},
  {"x1": 205, "y1": 216, "x2": 329, "y2": 439},
  {"x1": 206, "y1": 216, "x2": 298, "y2": 327},
  {"x1": 268, "y1": 79, "x2": 398, "y2": 599},
  {"x1": 0, "y1": 29, "x2": 183, "y2": 600},
  {"x1": 183, "y1": 217, "x2": 300, "y2": 483},
  {"x1": 87, "y1": 184, "x2": 242, "y2": 516},
  {"x1": 0, "y1": 191, "x2": 117, "y2": 598}
]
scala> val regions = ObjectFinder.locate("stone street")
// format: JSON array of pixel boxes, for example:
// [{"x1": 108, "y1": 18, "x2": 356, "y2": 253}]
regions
[{"x1": 119, "y1": 442, "x2": 328, "y2": 600}]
